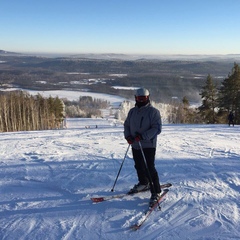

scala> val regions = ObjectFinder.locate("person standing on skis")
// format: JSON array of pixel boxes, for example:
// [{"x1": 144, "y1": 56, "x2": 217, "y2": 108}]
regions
[{"x1": 124, "y1": 87, "x2": 162, "y2": 207}]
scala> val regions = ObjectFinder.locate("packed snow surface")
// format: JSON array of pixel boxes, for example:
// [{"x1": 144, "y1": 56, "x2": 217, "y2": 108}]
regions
[{"x1": 0, "y1": 118, "x2": 239, "y2": 240}]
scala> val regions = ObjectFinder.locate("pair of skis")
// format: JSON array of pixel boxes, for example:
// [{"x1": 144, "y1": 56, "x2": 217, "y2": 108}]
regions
[
  {"x1": 91, "y1": 183, "x2": 171, "y2": 203},
  {"x1": 91, "y1": 183, "x2": 172, "y2": 230}
]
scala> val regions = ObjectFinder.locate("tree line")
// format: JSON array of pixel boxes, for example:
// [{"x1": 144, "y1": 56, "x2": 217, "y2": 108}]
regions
[
  {"x1": 0, "y1": 91, "x2": 65, "y2": 132},
  {"x1": 64, "y1": 96, "x2": 109, "y2": 118},
  {"x1": 160, "y1": 63, "x2": 240, "y2": 124},
  {"x1": 198, "y1": 63, "x2": 240, "y2": 124},
  {"x1": 1, "y1": 63, "x2": 239, "y2": 132},
  {"x1": 117, "y1": 63, "x2": 240, "y2": 125}
]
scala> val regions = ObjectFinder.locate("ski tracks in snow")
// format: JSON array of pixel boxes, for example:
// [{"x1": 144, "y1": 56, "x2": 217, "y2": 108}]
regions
[{"x1": 0, "y1": 120, "x2": 240, "y2": 240}]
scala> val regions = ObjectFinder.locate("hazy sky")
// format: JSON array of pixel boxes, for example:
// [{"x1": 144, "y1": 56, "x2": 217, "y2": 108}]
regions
[{"x1": 1, "y1": 0, "x2": 240, "y2": 55}]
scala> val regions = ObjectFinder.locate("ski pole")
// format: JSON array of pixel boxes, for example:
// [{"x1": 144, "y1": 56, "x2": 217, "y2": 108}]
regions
[
  {"x1": 111, "y1": 144, "x2": 130, "y2": 192},
  {"x1": 138, "y1": 141, "x2": 161, "y2": 209}
]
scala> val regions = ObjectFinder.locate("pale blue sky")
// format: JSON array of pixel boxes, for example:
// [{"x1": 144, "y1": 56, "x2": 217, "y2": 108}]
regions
[{"x1": 1, "y1": 0, "x2": 240, "y2": 55}]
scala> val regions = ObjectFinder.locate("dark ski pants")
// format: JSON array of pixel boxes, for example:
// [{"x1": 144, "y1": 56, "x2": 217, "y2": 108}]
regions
[{"x1": 132, "y1": 147, "x2": 161, "y2": 194}]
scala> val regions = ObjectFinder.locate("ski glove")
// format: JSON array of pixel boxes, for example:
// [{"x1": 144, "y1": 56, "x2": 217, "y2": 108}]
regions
[
  {"x1": 126, "y1": 136, "x2": 134, "y2": 144},
  {"x1": 135, "y1": 133, "x2": 143, "y2": 142}
]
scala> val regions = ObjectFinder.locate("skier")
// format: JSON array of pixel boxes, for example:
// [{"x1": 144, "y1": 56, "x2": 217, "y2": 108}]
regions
[
  {"x1": 124, "y1": 87, "x2": 162, "y2": 207},
  {"x1": 228, "y1": 111, "x2": 235, "y2": 126}
]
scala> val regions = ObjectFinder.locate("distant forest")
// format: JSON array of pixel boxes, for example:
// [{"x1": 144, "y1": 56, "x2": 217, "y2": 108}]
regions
[
  {"x1": 0, "y1": 54, "x2": 237, "y2": 104},
  {"x1": 0, "y1": 54, "x2": 239, "y2": 132}
]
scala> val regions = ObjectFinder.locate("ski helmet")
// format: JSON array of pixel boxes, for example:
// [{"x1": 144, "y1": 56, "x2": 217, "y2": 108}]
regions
[{"x1": 135, "y1": 88, "x2": 150, "y2": 96}]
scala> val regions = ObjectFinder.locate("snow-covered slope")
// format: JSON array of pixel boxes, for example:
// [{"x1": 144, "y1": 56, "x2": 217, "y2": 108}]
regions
[{"x1": 0, "y1": 119, "x2": 239, "y2": 240}]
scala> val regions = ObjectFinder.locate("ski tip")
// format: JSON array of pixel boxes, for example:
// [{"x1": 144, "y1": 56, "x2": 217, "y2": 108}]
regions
[
  {"x1": 91, "y1": 197, "x2": 104, "y2": 203},
  {"x1": 164, "y1": 183, "x2": 172, "y2": 188}
]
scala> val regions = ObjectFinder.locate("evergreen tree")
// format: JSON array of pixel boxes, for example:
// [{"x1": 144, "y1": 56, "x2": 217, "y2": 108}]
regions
[
  {"x1": 218, "y1": 63, "x2": 240, "y2": 124},
  {"x1": 198, "y1": 74, "x2": 218, "y2": 123}
]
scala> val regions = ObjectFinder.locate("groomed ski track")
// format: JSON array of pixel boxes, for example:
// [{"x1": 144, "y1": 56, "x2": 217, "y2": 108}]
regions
[{"x1": 0, "y1": 118, "x2": 239, "y2": 240}]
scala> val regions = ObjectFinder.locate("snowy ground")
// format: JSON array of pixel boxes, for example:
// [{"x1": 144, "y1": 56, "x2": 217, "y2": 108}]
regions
[{"x1": 0, "y1": 118, "x2": 239, "y2": 240}]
